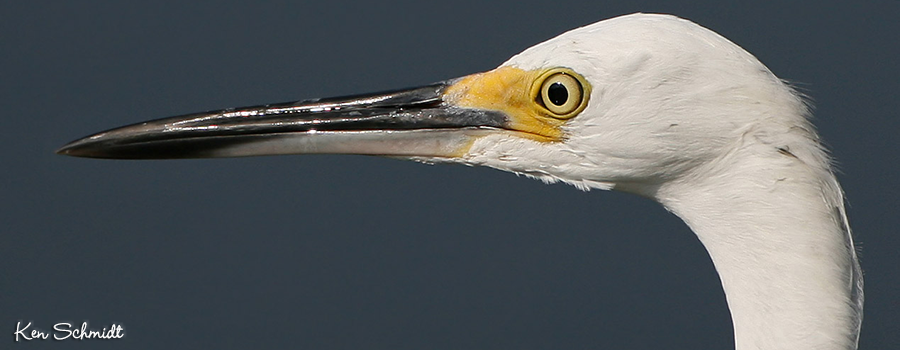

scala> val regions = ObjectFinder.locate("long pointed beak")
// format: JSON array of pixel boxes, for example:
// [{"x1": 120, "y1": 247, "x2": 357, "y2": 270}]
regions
[{"x1": 57, "y1": 80, "x2": 508, "y2": 160}]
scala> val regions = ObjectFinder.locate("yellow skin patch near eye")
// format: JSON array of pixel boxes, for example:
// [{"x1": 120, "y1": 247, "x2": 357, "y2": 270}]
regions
[{"x1": 443, "y1": 66, "x2": 591, "y2": 142}]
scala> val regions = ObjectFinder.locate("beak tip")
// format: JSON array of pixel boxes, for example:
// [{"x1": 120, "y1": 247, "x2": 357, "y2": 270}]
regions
[
  {"x1": 56, "y1": 140, "x2": 91, "y2": 158},
  {"x1": 56, "y1": 134, "x2": 114, "y2": 158}
]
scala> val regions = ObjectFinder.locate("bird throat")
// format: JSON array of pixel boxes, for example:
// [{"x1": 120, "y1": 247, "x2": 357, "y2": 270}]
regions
[{"x1": 654, "y1": 153, "x2": 862, "y2": 350}]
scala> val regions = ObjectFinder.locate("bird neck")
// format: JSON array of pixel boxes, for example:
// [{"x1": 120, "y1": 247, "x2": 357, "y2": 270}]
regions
[{"x1": 653, "y1": 149, "x2": 862, "y2": 350}]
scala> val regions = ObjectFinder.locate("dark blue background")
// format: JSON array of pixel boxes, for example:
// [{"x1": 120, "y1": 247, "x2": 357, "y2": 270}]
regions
[{"x1": 3, "y1": 1, "x2": 898, "y2": 349}]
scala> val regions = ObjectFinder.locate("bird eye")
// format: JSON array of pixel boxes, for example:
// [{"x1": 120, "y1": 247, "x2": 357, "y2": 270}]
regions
[{"x1": 535, "y1": 69, "x2": 588, "y2": 118}]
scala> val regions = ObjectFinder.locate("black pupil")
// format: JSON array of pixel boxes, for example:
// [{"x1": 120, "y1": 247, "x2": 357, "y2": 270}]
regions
[{"x1": 547, "y1": 82, "x2": 568, "y2": 106}]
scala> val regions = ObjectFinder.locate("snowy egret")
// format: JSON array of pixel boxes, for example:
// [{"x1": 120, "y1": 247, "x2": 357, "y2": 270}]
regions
[{"x1": 58, "y1": 13, "x2": 863, "y2": 350}]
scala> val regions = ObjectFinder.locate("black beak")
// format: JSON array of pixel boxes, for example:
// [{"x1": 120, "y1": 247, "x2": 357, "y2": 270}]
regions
[{"x1": 57, "y1": 80, "x2": 508, "y2": 160}]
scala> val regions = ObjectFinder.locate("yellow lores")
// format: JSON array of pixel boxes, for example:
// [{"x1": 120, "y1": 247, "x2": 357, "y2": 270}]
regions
[{"x1": 443, "y1": 66, "x2": 591, "y2": 142}]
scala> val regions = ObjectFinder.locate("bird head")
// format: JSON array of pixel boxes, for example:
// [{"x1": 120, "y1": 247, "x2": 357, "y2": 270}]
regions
[{"x1": 58, "y1": 14, "x2": 809, "y2": 194}]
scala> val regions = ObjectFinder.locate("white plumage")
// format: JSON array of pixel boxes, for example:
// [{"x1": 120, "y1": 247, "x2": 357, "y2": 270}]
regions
[
  {"x1": 59, "y1": 13, "x2": 863, "y2": 350},
  {"x1": 463, "y1": 14, "x2": 863, "y2": 349}
]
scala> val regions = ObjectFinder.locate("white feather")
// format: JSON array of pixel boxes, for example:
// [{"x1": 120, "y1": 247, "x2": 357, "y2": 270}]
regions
[{"x1": 462, "y1": 13, "x2": 862, "y2": 350}]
